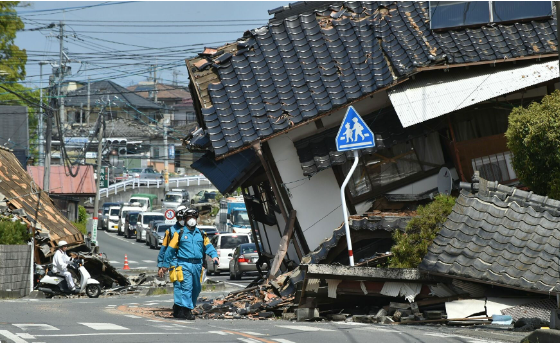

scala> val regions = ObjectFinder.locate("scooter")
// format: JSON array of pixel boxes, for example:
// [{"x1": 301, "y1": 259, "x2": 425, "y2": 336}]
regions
[{"x1": 37, "y1": 257, "x2": 102, "y2": 298}]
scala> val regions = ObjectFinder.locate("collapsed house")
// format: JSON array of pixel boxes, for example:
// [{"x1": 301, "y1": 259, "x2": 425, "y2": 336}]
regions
[{"x1": 181, "y1": 1, "x2": 560, "y2": 322}]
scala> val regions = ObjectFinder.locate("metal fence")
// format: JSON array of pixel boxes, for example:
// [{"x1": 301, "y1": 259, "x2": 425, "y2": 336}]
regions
[{"x1": 100, "y1": 176, "x2": 212, "y2": 197}]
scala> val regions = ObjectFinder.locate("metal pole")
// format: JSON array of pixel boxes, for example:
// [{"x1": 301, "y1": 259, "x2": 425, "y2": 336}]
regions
[
  {"x1": 92, "y1": 115, "x2": 104, "y2": 246},
  {"x1": 340, "y1": 150, "x2": 360, "y2": 266},
  {"x1": 58, "y1": 21, "x2": 64, "y2": 125},
  {"x1": 43, "y1": 110, "x2": 52, "y2": 193},
  {"x1": 87, "y1": 77, "x2": 90, "y2": 124},
  {"x1": 163, "y1": 124, "x2": 169, "y2": 191},
  {"x1": 38, "y1": 62, "x2": 45, "y2": 166}
]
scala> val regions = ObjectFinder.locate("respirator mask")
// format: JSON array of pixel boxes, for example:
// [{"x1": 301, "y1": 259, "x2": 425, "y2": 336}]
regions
[
  {"x1": 178, "y1": 220, "x2": 185, "y2": 226},
  {"x1": 187, "y1": 218, "x2": 197, "y2": 227}
]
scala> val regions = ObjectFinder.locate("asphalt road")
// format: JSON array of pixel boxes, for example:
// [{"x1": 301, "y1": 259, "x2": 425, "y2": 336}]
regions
[
  {"x1": 96, "y1": 229, "x2": 256, "y2": 289},
  {"x1": 0, "y1": 294, "x2": 516, "y2": 343}
]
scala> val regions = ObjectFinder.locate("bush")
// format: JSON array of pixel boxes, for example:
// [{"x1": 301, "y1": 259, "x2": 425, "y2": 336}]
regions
[
  {"x1": 0, "y1": 217, "x2": 31, "y2": 245},
  {"x1": 77, "y1": 205, "x2": 87, "y2": 224},
  {"x1": 506, "y1": 90, "x2": 560, "y2": 198},
  {"x1": 389, "y1": 194, "x2": 455, "y2": 268},
  {"x1": 72, "y1": 221, "x2": 87, "y2": 235}
]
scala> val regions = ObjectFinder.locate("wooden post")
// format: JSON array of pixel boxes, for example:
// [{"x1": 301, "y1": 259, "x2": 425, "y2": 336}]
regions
[{"x1": 268, "y1": 210, "x2": 297, "y2": 280}]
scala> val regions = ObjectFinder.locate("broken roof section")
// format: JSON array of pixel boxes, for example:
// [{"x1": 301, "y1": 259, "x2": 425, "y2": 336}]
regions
[
  {"x1": 420, "y1": 174, "x2": 560, "y2": 295},
  {"x1": 186, "y1": 1, "x2": 557, "y2": 157},
  {"x1": 0, "y1": 147, "x2": 83, "y2": 249},
  {"x1": 389, "y1": 60, "x2": 560, "y2": 128},
  {"x1": 27, "y1": 166, "x2": 96, "y2": 197}
]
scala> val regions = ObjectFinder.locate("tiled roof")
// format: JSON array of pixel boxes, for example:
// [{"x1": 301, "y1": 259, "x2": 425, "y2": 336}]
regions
[
  {"x1": 127, "y1": 83, "x2": 193, "y2": 103},
  {"x1": 0, "y1": 146, "x2": 83, "y2": 250},
  {"x1": 300, "y1": 213, "x2": 413, "y2": 264},
  {"x1": 294, "y1": 107, "x2": 445, "y2": 176},
  {"x1": 186, "y1": 1, "x2": 557, "y2": 157},
  {"x1": 27, "y1": 166, "x2": 96, "y2": 196},
  {"x1": 419, "y1": 175, "x2": 560, "y2": 294},
  {"x1": 65, "y1": 80, "x2": 163, "y2": 110}
]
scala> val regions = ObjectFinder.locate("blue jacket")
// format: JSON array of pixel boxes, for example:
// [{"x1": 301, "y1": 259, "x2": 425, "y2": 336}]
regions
[
  {"x1": 157, "y1": 223, "x2": 182, "y2": 268},
  {"x1": 162, "y1": 226, "x2": 218, "y2": 268}
]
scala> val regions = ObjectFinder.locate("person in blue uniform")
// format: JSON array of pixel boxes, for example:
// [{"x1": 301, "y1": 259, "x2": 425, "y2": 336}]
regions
[
  {"x1": 161, "y1": 208, "x2": 219, "y2": 320},
  {"x1": 157, "y1": 207, "x2": 186, "y2": 318}
]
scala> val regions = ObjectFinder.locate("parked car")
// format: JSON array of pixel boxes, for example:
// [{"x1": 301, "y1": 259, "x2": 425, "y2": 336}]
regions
[
  {"x1": 229, "y1": 243, "x2": 266, "y2": 280},
  {"x1": 123, "y1": 211, "x2": 141, "y2": 238},
  {"x1": 205, "y1": 233, "x2": 251, "y2": 275},
  {"x1": 198, "y1": 225, "x2": 220, "y2": 238},
  {"x1": 109, "y1": 166, "x2": 130, "y2": 184},
  {"x1": 99, "y1": 202, "x2": 122, "y2": 230},
  {"x1": 148, "y1": 223, "x2": 173, "y2": 249},
  {"x1": 107, "y1": 206, "x2": 122, "y2": 232},
  {"x1": 162, "y1": 189, "x2": 190, "y2": 210},
  {"x1": 145, "y1": 220, "x2": 164, "y2": 246},
  {"x1": 192, "y1": 189, "x2": 219, "y2": 204},
  {"x1": 129, "y1": 168, "x2": 163, "y2": 184},
  {"x1": 136, "y1": 212, "x2": 166, "y2": 242}
]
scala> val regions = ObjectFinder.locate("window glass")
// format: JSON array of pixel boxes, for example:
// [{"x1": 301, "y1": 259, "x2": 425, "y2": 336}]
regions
[
  {"x1": 241, "y1": 244, "x2": 258, "y2": 255},
  {"x1": 220, "y1": 236, "x2": 250, "y2": 249},
  {"x1": 128, "y1": 214, "x2": 139, "y2": 224},
  {"x1": 143, "y1": 215, "x2": 165, "y2": 224},
  {"x1": 158, "y1": 225, "x2": 172, "y2": 233},
  {"x1": 492, "y1": 1, "x2": 552, "y2": 23},
  {"x1": 430, "y1": 1, "x2": 490, "y2": 30},
  {"x1": 110, "y1": 208, "x2": 120, "y2": 216},
  {"x1": 165, "y1": 194, "x2": 182, "y2": 202}
]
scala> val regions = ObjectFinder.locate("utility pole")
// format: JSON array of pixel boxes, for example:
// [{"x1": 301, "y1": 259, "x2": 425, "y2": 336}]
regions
[
  {"x1": 153, "y1": 64, "x2": 158, "y2": 103},
  {"x1": 57, "y1": 21, "x2": 65, "y2": 124},
  {"x1": 43, "y1": 108, "x2": 52, "y2": 193},
  {"x1": 87, "y1": 76, "x2": 90, "y2": 124},
  {"x1": 163, "y1": 122, "x2": 169, "y2": 191},
  {"x1": 92, "y1": 113, "x2": 104, "y2": 246},
  {"x1": 38, "y1": 61, "x2": 49, "y2": 166}
]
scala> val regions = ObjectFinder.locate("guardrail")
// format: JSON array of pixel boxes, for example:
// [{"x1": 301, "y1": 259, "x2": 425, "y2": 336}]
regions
[{"x1": 100, "y1": 176, "x2": 212, "y2": 198}]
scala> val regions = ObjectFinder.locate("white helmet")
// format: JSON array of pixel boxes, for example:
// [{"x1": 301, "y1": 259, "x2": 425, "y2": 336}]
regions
[
  {"x1": 57, "y1": 240, "x2": 68, "y2": 247},
  {"x1": 176, "y1": 205, "x2": 187, "y2": 212}
]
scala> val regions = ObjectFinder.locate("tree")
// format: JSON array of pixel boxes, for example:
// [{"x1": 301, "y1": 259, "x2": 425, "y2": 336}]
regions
[
  {"x1": 389, "y1": 194, "x2": 455, "y2": 268},
  {"x1": 505, "y1": 90, "x2": 560, "y2": 198},
  {"x1": 0, "y1": 2, "x2": 26, "y2": 81},
  {"x1": 0, "y1": 217, "x2": 31, "y2": 245}
]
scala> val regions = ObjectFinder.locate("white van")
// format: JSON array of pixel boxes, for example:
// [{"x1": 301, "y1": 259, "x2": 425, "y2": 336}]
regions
[
  {"x1": 136, "y1": 212, "x2": 166, "y2": 242},
  {"x1": 107, "y1": 206, "x2": 121, "y2": 232},
  {"x1": 205, "y1": 233, "x2": 251, "y2": 275},
  {"x1": 117, "y1": 203, "x2": 144, "y2": 236}
]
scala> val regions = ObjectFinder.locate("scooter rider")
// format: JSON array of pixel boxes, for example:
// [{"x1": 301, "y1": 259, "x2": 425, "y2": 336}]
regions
[
  {"x1": 51, "y1": 241, "x2": 79, "y2": 293},
  {"x1": 157, "y1": 206, "x2": 186, "y2": 318},
  {"x1": 161, "y1": 208, "x2": 219, "y2": 320}
]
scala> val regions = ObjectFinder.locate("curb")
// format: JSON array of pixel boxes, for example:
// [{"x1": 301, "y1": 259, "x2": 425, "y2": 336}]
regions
[{"x1": 521, "y1": 329, "x2": 560, "y2": 343}]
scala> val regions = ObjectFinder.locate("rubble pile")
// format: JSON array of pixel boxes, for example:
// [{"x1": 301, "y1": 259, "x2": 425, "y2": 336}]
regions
[{"x1": 193, "y1": 284, "x2": 295, "y2": 320}]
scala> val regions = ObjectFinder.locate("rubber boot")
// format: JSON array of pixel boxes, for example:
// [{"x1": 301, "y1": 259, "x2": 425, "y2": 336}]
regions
[
  {"x1": 185, "y1": 308, "x2": 195, "y2": 321},
  {"x1": 172, "y1": 304, "x2": 179, "y2": 318},
  {"x1": 175, "y1": 306, "x2": 187, "y2": 320}
]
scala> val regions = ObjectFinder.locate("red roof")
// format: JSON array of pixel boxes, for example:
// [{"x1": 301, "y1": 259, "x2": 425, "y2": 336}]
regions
[{"x1": 27, "y1": 165, "x2": 96, "y2": 195}]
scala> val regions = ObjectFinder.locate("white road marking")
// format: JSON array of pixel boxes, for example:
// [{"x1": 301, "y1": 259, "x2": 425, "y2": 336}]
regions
[
  {"x1": 144, "y1": 302, "x2": 159, "y2": 306},
  {"x1": 34, "y1": 332, "x2": 205, "y2": 337},
  {"x1": 208, "y1": 331, "x2": 231, "y2": 335},
  {"x1": 78, "y1": 323, "x2": 129, "y2": 331},
  {"x1": 142, "y1": 260, "x2": 155, "y2": 263},
  {"x1": 127, "y1": 260, "x2": 138, "y2": 263},
  {"x1": 124, "y1": 315, "x2": 141, "y2": 318},
  {"x1": 333, "y1": 322, "x2": 366, "y2": 326},
  {"x1": 276, "y1": 325, "x2": 335, "y2": 332},
  {"x1": 106, "y1": 305, "x2": 117, "y2": 307},
  {"x1": 16, "y1": 333, "x2": 36, "y2": 339},
  {"x1": 272, "y1": 340, "x2": 297, "y2": 343},
  {"x1": 224, "y1": 281, "x2": 246, "y2": 287},
  {"x1": 147, "y1": 320, "x2": 164, "y2": 322},
  {"x1": 241, "y1": 331, "x2": 263, "y2": 336},
  {"x1": 237, "y1": 338, "x2": 260, "y2": 343},
  {"x1": 109, "y1": 261, "x2": 120, "y2": 264},
  {"x1": 0, "y1": 330, "x2": 28, "y2": 343},
  {"x1": 424, "y1": 333, "x2": 493, "y2": 342},
  {"x1": 13, "y1": 324, "x2": 59, "y2": 331},
  {"x1": 136, "y1": 267, "x2": 148, "y2": 269}
]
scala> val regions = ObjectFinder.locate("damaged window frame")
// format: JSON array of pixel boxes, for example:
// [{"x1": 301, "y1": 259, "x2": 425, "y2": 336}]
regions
[{"x1": 335, "y1": 131, "x2": 450, "y2": 204}]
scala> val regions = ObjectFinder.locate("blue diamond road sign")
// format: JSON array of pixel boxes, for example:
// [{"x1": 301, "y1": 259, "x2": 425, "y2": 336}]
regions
[{"x1": 335, "y1": 106, "x2": 375, "y2": 151}]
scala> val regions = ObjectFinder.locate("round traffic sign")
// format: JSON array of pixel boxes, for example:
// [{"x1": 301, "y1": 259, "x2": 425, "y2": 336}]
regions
[{"x1": 164, "y1": 209, "x2": 176, "y2": 220}]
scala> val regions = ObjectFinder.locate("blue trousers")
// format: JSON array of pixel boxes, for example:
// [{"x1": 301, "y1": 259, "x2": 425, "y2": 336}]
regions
[{"x1": 174, "y1": 261, "x2": 202, "y2": 309}]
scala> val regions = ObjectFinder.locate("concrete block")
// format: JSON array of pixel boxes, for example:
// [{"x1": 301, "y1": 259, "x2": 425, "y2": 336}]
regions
[
  {"x1": 550, "y1": 309, "x2": 560, "y2": 330},
  {"x1": 296, "y1": 308, "x2": 319, "y2": 321},
  {"x1": 282, "y1": 313, "x2": 296, "y2": 321},
  {"x1": 521, "y1": 329, "x2": 560, "y2": 343}
]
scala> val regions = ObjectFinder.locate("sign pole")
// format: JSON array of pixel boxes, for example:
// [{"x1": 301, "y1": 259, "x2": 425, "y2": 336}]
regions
[
  {"x1": 335, "y1": 106, "x2": 375, "y2": 267},
  {"x1": 340, "y1": 150, "x2": 359, "y2": 266}
]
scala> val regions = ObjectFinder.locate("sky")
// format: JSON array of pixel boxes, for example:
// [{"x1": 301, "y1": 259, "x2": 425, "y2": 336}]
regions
[{"x1": 15, "y1": 1, "x2": 287, "y2": 90}]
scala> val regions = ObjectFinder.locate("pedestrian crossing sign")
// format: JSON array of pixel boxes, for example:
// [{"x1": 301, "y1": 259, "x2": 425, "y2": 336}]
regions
[{"x1": 335, "y1": 106, "x2": 375, "y2": 151}]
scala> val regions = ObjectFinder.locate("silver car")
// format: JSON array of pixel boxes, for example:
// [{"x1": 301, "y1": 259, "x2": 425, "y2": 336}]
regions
[
  {"x1": 148, "y1": 223, "x2": 173, "y2": 249},
  {"x1": 229, "y1": 243, "x2": 266, "y2": 280},
  {"x1": 129, "y1": 168, "x2": 163, "y2": 185},
  {"x1": 136, "y1": 212, "x2": 166, "y2": 242}
]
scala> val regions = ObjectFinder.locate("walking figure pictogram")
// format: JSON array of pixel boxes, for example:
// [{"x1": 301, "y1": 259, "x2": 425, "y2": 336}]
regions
[
  {"x1": 344, "y1": 123, "x2": 354, "y2": 143},
  {"x1": 352, "y1": 117, "x2": 365, "y2": 141}
]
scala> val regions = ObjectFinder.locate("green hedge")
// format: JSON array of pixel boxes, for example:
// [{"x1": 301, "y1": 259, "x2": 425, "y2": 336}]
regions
[{"x1": 0, "y1": 217, "x2": 31, "y2": 245}]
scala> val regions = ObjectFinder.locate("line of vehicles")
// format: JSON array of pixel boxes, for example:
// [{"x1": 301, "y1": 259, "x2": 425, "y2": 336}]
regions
[{"x1": 98, "y1": 192, "x2": 266, "y2": 280}]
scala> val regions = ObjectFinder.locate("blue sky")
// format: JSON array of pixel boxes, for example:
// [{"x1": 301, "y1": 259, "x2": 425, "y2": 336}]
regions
[{"x1": 15, "y1": 1, "x2": 286, "y2": 89}]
